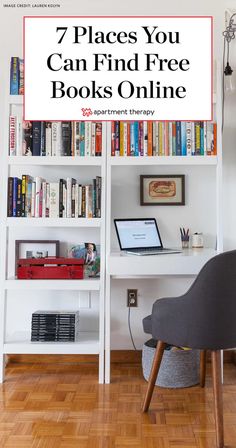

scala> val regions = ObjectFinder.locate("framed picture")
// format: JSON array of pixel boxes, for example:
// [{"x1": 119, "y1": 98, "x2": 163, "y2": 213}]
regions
[
  {"x1": 140, "y1": 175, "x2": 185, "y2": 206},
  {"x1": 68, "y1": 243, "x2": 100, "y2": 278},
  {"x1": 15, "y1": 240, "x2": 60, "y2": 274}
]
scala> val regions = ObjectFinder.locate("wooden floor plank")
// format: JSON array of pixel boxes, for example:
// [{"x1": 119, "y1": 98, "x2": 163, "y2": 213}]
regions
[{"x1": 0, "y1": 363, "x2": 235, "y2": 447}]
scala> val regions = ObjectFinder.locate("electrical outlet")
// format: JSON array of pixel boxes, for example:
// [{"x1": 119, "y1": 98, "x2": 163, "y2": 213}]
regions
[{"x1": 127, "y1": 289, "x2": 138, "y2": 307}]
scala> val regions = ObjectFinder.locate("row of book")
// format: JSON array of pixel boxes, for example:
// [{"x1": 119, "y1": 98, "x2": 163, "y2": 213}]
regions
[
  {"x1": 10, "y1": 56, "x2": 24, "y2": 95},
  {"x1": 31, "y1": 311, "x2": 79, "y2": 342},
  {"x1": 111, "y1": 121, "x2": 217, "y2": 157},
  {"x1": 9, "y1": 113, "x2": 103, "y2": 157},
  {"x1": 7, "y1": 176, "x2": 102, "y2": 218}
]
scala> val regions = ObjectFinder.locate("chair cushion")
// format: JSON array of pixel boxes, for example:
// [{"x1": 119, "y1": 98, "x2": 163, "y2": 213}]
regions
[{"x1": 143, "y1": 315, "x2": 152, "y2": 334}]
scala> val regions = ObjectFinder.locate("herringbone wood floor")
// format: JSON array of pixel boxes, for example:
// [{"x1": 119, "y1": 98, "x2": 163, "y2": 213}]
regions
[{"x1": 0, "y1": 361, "x2": 236, "y2": 447}]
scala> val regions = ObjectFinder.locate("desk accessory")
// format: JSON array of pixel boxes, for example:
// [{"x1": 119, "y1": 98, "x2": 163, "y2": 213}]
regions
[
  {"x1": 192, "y1": 233, "x2": 204, "y2": 248},
  {"x1": 17, "y1": 257, "x2": 84, "y2": 279},
  {"x1": 180, "y1": 227, "x2": 189, "y2": 249}
]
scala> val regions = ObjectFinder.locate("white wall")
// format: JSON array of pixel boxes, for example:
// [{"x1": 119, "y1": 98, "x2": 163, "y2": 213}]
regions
[{"x1": 0, "y1": 0, "x2": 236, "y2": 349}]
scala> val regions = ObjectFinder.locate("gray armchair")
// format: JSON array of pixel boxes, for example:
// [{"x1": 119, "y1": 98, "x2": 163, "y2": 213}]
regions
[{"x1": 142, "y1": 250, "x2": 236, "y2": 448}]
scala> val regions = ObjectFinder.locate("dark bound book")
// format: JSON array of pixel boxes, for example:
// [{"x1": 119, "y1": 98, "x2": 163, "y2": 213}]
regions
[
  {"x1": 61, "y1": 121, "x2": 72, "y2": 156},
  {"x1": 32, "y1": 121, "x2": 41, "y2": 156}
]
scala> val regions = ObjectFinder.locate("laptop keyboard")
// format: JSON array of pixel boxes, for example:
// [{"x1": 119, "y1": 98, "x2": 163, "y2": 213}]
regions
[{"x1": 130, "y1": 247, "x2": 164, "y2": 252}]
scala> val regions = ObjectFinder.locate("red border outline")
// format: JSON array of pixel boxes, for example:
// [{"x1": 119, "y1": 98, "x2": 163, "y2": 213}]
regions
[{"x1": 23, "y1": 16, "x2": 213, "y2": 122}]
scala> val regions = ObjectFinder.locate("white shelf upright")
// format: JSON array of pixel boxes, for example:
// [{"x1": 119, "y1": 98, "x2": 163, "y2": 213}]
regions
[{"x1": 0, "y1": 93, "x2": 107, "y2": 383}]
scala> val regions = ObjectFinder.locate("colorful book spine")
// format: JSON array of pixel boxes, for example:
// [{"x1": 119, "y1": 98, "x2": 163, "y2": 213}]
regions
[
  {"x1": 91, "y1": 122, "x2": 96, "y2": 156},
  {"x1": 19, "y1": 58, "x2": 24, "y2": 95},
  {"x1": 147, "y1": 122, "x2": 153, "y2": 156},
  {"x1": 168, "y1": 122, "x2": 172, "y2": 157},
  {"x1": 49, "y1": 182, "x2": 59, "y2": 218},
  {"x1": 134, "y1": 122, "x2": 139, "y2": 156},
  {"x1": 111, "y1": 121, "x2": 115, "y2": 156},
  {"x1": 186, "y1": 122, "x2": 192, "y2": 156},
  {"x1": 115, "y1": 121, "x2": 120, "y2": 156},
  {"x1": 79, "y1": 122, "x2": 85, "y2": 156},
  {"x1": 10, "y1": 57, "x2": 19, "y2": 95},
  {"x1": 155, "y1": 121, "x2": 159, "y2": 156},
  {"x1": 195, "y1": 122, "x2": 201, "y2": 155},
  {"x1": 181, "y1": 122, "x2": 186, "y2": 156},
  {"x1": 164, "y1": 122, "x2": 169, "y2": 156},
  {"x1": 176, "y1": 122, "x2": 181, "y2": 156},
  {"x1": 85, "y1": 122, "x2": 92, "y2": 156},
  {"x1": 21, "y1": 175, "x2": 26, "y2": 217},
  {"x1": 7, "y1": 178, "x2": 13, "y2": 217},
  {"x1": 152, "y1": 122, "x2": 156, "y2": 156},
  {"x1": 172, "y1": 122, "x2": 176, "y2": 155},
  {"x1": 9, "y1": 116, "x2": 16, "y2": 156},
  {"x1": 22, "y1": 121, "x2": 32, "y2": 156},
  {"x1": 200, "y1": 122, "x2": 205, "y2": 156},
  {"x1": 16, "y1": 179, "x2": 22, "y2": 217},
  {"x1": 143, "y1": 121, "x2": 148, "y2": 156},
  {"x1": 12, "y1": 177, "x2": 18, "y2": 217},
  {"x1": 127, "y1": 122, "x2": 131, "y2": 156},
  {"x1": 40, "y1": 122, "x2": 46, "y2": 156},
  {"x1": 45, "y1": 122, "x2": 52, "y2": 156},
  {"x1": 119, "y1": 122, "x2": 124, "y2": 157},
  {"x1": 130, "y1": 122, "x2": 135, "y2": 156},
  {"x1": 95, "y1": 122, "x2": 102, "y2": 156},
  {"x1": 123, "y1": 122, "x2": 128, "y2": 156}
]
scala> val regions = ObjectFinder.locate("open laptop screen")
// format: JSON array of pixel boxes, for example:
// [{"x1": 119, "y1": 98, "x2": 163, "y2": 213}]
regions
[{"x1": 114, "y1": 219, "x2": 163, "y2": 250}]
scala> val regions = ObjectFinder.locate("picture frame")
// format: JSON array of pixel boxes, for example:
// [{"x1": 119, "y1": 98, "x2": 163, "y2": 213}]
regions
[
  {"x1": 140, "y1": 175, "x2": 185, "y2": 206},
  {"x1": 68, "y1": 242, "x2": 100, "y2": 278},
  {"x1": 15, "y1": 240, "x2": 60, "y2": 275}
]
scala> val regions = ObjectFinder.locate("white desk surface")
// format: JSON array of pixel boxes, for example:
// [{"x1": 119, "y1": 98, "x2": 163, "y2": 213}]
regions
[{"x1": 108, "y1": 248, "x2": 217, "y2": 277}]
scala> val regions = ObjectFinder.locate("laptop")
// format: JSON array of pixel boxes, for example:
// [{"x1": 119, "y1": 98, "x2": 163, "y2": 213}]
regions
[{"x1": 114, "y1": 218, "x2": 182, "y2": 255}]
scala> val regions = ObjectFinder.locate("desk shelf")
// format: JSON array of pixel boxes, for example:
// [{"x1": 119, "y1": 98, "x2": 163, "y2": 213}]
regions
[{"x1": 108, "y1": 249, "x2": 218, "y2": 277}]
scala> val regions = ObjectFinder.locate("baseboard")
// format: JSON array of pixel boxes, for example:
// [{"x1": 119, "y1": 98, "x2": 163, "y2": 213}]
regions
[
  {"x1": 7, "y1": 349, "x2": 234, "y2": 365},
  {"x1": 7, "y1": 350, "x2": 142, "y2": 364}
]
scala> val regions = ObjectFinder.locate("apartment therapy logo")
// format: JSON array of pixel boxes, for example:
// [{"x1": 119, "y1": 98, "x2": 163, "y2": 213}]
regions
[{"x1": 24, "y1": 17, "x2": 212, "y2": 121}]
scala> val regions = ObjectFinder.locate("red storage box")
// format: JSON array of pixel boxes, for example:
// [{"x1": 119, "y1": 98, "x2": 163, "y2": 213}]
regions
[{"x1": 17, "y1": 257, "x2": 84, "y2": 280}]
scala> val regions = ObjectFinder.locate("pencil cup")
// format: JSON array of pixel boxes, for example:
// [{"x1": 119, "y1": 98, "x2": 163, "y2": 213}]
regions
[{"x1": 181, "y1": 238, "x2": 190, "y2": 249}]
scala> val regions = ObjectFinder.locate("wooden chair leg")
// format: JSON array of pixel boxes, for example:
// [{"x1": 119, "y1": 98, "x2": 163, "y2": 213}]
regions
[
  {"x1": 211, "y1": 350, "x2": 224, "y2": 448},
  {"x1": 142, "y1": 340, "x2": 166, "y2": 413},
  {"x1": 200, "y1": 350, "x2": 207, "y2": 387}
]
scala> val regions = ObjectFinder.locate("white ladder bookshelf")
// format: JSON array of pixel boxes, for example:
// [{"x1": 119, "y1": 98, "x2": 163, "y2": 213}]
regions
[
  {"x1": 104, "y1": 60, "x2": 223, "y2": 383},
  {"x1": 0, "y1": 95, "x2": 106, "y2": 384},
  {"x1": 0, "y1": 61, "x2": 223, "y2": 385}
]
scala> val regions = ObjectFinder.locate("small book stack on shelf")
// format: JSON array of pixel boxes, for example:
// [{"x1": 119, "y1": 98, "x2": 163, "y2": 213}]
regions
[
  {"x1": 8, "y1": 176, "x2": 102, "y2": 218},
  {"x1": 10, "y1": 56, "x2": 24, "y2": 95},
  {"x1": 111, "y1": 121, "x2": 217, "y2": 157},
  {"x1": 31, "y1": 310, "x2": 80, "y2": 342},
  {"x1": 9, "y1": 117, "x2": 103, "y2": 157}
]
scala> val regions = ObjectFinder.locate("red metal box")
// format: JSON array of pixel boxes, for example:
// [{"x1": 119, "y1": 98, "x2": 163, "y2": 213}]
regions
[{"x1": 17, "y1": 257, "x2": 84, "y2": 280}]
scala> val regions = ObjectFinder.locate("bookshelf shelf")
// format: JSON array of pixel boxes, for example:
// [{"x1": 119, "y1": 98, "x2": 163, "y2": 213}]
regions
[
  {"x1": 6, "y1": 217, "x2": 101, "y2": 227},
  {"x1": 4, "y1": 332, "x2": 100, "y2": 355},
  {"x1": 4, "y1": 278, "x2": 100, "y2": 291},
  {"x1": 8, "y1": 156, "x2": 103, "y2": 166},
  {"x1": 108, "y1": 155, "x2": 218, "y2": 166}
]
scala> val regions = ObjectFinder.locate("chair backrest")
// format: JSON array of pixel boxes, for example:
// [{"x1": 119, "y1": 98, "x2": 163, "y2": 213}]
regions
[{"x1": 179, "y1": 250, "x2": 236, "y2": 349}]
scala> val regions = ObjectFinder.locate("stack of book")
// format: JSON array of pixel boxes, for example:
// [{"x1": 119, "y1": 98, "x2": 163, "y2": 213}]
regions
[
  {"x1": 31, "y1": 310, "x2": 80, "y2": 342},
  {"x1": 10, "y1": 56, "x2": 24, "y2": 95},
  {"x1": 9, "y1": 113, "x2": 103, "y2": 157},
  {"x1": 7, "y1": 176, "x2": 102, "y2": 218},
  {"x1": 111, "y1": 121, "x2": 217, "y2": 157}
]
